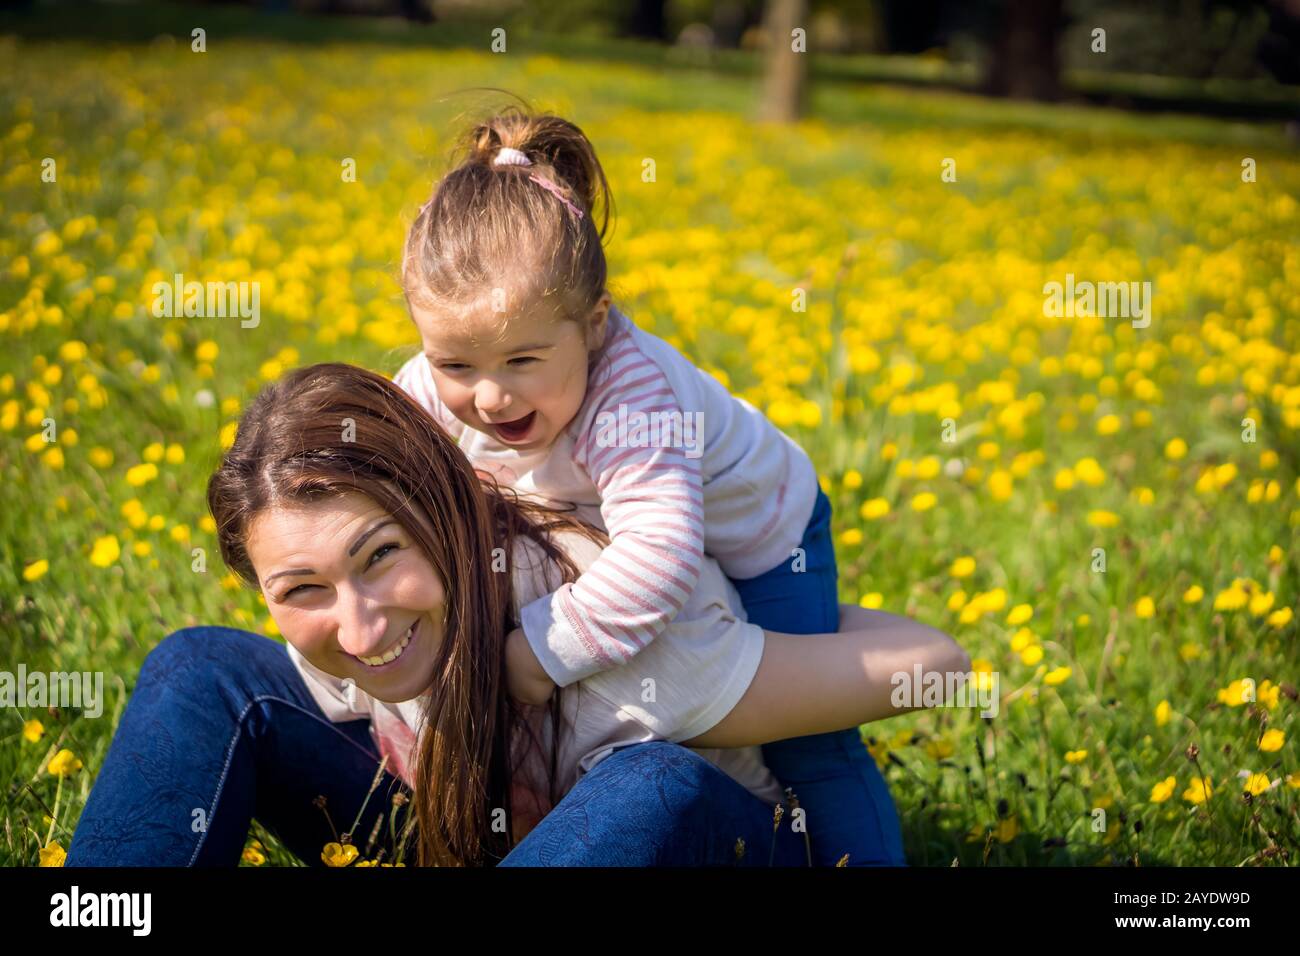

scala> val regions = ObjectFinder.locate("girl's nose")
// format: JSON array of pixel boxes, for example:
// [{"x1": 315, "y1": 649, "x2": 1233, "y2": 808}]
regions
[{"x1": 475, "y1": 379, "x2": 511, "y2": 415}]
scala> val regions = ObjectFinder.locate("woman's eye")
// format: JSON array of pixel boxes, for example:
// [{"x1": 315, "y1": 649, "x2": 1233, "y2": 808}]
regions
[
  {"x1": 508, "y1": 356, "x2": 538, "y2": 367},
  {"x1": 284, "y1": 583, "x2": 317, "y2": 599},
  {"x1": 367, "y1": 543, "x2": 399, "y2": 568}
]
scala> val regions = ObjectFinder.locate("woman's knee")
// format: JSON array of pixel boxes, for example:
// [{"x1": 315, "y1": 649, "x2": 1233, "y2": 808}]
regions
[
  {"x1": 595, "y1": 742, "x2": 728, "y2": 820},
  {"x1": 138, "y1": 625, "x2": 279, "y2": 693}
]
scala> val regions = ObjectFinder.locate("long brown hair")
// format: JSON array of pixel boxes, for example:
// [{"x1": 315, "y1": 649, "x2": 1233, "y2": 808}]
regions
[
  {"x1": 208, "y1": 362, "x2": 605, "y2": 866},
  {"x1": 401, "y1": 95, "x2": 615, "y2": 340}
]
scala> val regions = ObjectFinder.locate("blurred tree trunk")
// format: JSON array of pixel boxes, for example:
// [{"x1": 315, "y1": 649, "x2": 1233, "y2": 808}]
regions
[
  {"x1": 624, "y1": 0, "x2": 667, "y2": 40},
  {"x1": 759, "y1": 0, "x2": 809, "y2": 123},
  {"x1": 985, "y1": 0, "x2": 1062, "y2": 100}
]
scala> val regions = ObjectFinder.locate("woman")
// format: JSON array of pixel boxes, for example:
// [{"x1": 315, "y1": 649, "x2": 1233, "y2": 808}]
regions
[{"x1": 67, "y1": 363, "x2": 970, "y2": 867}]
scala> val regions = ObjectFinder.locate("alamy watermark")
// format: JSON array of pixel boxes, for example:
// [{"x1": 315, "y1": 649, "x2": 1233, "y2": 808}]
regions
[
  {"x1": 1042, "y1": 273, "x2": 1151, "y2": 328},
  {"x1": 593, "y1": 404, "x2": 703, "y2": 459},
  {"x1": 1, "y1": 665, "x2": 104, "y2": 718},
  {"x1": 151, "y1": 272, "x2": 260, "y2": 328},
  {"x1": 891, "y1": 664, "x2": 1000, "y2": 718}
]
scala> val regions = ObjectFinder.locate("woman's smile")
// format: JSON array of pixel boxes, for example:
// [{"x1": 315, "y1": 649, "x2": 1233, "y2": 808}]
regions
[{"x1": 352, "y1": 617, "x2": 420, "y2": 670}]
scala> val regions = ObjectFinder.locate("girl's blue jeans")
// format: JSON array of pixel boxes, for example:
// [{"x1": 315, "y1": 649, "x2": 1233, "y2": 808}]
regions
[
  {"x1": 729, "y1": 487, "x2": 907, "y2": 866},
  {"x1": 66, "y1": 626, "x2": 812, "y2": 866}
]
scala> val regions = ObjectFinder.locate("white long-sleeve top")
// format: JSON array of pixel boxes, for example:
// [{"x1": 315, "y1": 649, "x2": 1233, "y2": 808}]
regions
[
  {"x1": 393, "y1": 305, "x2": 819, "y2": 688},
  {"x1": 286, "y1": 525, "x2": 784, "y2": 841}
]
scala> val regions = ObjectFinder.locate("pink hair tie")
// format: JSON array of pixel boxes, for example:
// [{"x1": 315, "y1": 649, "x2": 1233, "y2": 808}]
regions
[
  {"x1": 491, "y1": 147, "x2": 584, "y2": 221},
  {"x1": 528, "y1": 173, "x2": 585, "y2": 221}
]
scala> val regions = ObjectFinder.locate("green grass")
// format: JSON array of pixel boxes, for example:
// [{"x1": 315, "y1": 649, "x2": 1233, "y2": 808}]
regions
[{"x1": 1, "y1": 11, "x2": 1298, "y2": 867}]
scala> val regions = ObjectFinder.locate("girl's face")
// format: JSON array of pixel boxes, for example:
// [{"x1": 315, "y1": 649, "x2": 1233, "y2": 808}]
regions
[
  {"x1": 245, "y1": 491, "x2": 448, "y2": 704},
  {"x1": 410, "y1": 294, "x2": 610, "y2": 452}
]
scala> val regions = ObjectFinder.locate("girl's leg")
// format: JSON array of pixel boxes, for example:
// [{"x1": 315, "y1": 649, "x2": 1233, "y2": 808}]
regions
[
  {"x1": 499, "y1": 740, "x2": 805, "y2": 866},
  {"x1": 731, "y1": 488, "x2": 907, "y2": 866},
  {"x1": 67, "y1": 626, "x2": 412, "y2": 867}
]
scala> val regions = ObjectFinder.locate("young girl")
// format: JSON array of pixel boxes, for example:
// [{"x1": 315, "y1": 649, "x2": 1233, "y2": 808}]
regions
[{"x1": 396, "y1": 105, "x2": 899, "y2": 864}]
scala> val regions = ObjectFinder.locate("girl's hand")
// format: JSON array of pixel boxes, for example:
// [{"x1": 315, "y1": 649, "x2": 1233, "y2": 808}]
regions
[{"x1": 505, "y1": 627, "x2": 557, "y2": 706}]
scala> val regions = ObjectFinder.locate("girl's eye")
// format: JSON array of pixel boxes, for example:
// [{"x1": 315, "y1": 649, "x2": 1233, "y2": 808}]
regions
[
  {"x1": 367, "y1": 543, "x2": 399, "y2": 568},
  {"x1": 438, "y1": 363, "x2": 470, "y2": 373},
  {"x1": 508, "y1": 356, "x2": 539, "y2": 367}
]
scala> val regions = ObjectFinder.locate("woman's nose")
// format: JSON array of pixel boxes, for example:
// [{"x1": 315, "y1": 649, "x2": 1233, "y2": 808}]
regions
[{"x1": 334, "y1": 587, "x2": 390, "y2": 658}]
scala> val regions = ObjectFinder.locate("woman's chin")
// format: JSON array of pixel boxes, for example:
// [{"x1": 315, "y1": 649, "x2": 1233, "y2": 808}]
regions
[{"x1": 361, "y1": 665, "x2": 436, "y2": 704}]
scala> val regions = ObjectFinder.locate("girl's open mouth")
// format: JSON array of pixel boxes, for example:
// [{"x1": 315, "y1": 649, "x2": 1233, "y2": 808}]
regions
[{"x1": 490, "y1": 411, "x2": 536, "y2": 443}]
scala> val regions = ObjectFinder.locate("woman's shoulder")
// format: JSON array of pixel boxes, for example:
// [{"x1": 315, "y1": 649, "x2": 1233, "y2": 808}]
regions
[{"x1": 509, "y1": 526, "x2": 605, "y2": 611}]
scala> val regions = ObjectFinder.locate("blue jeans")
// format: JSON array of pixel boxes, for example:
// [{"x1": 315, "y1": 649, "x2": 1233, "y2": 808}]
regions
[
  {"x1": 66, "y1": 627, "x2": 809, "y2": 866},
  {"x1": 730, "y1": 488, "x2": 907, "y2": 866}
]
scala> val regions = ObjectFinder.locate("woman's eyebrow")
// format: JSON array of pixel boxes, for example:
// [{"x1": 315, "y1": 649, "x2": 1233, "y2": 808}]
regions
[
  {"x1": 348, "y1": 519, "x2": 397, "y2": 557},
  {"x1": 264, "y1": 568, "x2": 314, "y2": 587}
]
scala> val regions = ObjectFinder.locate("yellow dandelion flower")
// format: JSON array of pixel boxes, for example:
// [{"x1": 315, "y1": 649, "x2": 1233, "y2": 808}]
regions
[
  {"x1": 949, "y1": 556, "x2": 975, "y2": 578},
  {"x1": 1182, "y1": 585, "x2": 1203, "y2": 603},
  {"x1": 910, "y1": 492, "x2": 937, "y2": 512},
  {"x1": 47, "y1": 749, "x2": 83, "y2": 777},
  {"x1": 1212, "y1": 585, "x2": 1249, "y2": 611},
  {"x1": 38, "y1": 842, "x2": 66, "y2": 867},
  {"x1": 89, "y1": 535, "x2": 120, "y2": 568},
  {"x1": 1266, "y1": 607, "x2": 1292, "y2": 628},
  {"x1": 1242, "y1": 773, "x2": 1271, "y2": 796},
  {"x1": 23, "y1": 719, "x2": 44, "y2": 742},
  {"x1": 1087, "y1": 510, "x2": 1120, "y2": 528},
  {"x1": 1164, "y1": 437, "x2": 1187, "y2": 460},
  {"x1": 321, "y1": 842, "x2": 359, "y2": 867},
  {"x1": 22, "y1": 559, "x2": 49, "y2": 582},
  {"x1": 1217, "y1": 679, "x2": 1253, "y2": 706},
  {"x1": 1155, "y1": 699, "x2": 1171, "y2": 726},
  {"x1": 1150, "y1": 775, "x2": 1177, "y2": 803},
  {"x1": 1183, "y1": 776, "x2": 1212, "y2": 805},
  {"x1": 1019, "y1": 644, "x2": 1044, "y2": 666},
  {"x1": 1248, "y1": 591, "x2": 1274, "y2": 617},
  {"x1": 987, "y1": 469, "x2": 1013, "y2": 501},
  {"x1": 125, "y1": 462, "x2": 159, "y2": 487},
  {"x1": 1006, "y1": 603, "x2": 1033, "y2": 625},
  {"x1": 860, "y1": 497, "x2": 890, "y2": 520},
  {"x1": 1043, "y1": 666, "x2": 1071, "y2": 686},
  {"x1": 1259, "y1": 729, "x2": 1284, "y2": 753},
  {"x1": 1073, "y1": 457, "x2": 1106, "y2": 486},
  {"x1": 1135, "y1": 596, "x2": 1155, "y2": 618},
  {"x1": 1064, "y1": 749, "x2": 1088, "y2": 764}
]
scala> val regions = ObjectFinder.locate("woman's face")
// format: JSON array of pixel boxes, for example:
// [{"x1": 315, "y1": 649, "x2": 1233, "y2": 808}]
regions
[{"x1": 245, "y1": 491, "x2": 447, "y2": 703}]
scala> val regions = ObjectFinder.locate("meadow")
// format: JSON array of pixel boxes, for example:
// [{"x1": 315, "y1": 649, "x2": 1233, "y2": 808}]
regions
[{"x1": 1, "y1": 26, "x2": 1297, "y2": 867}]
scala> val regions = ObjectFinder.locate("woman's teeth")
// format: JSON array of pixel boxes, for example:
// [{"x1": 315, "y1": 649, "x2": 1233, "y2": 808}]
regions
[{"x1": 358, "y1": 620, "x2": 416, "y2": 667}]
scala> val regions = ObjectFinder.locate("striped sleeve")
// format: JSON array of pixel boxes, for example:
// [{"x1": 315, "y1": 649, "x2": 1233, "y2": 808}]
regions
[{"x1": 517, "y1": 338, "x2": 705, "y2": 687}]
